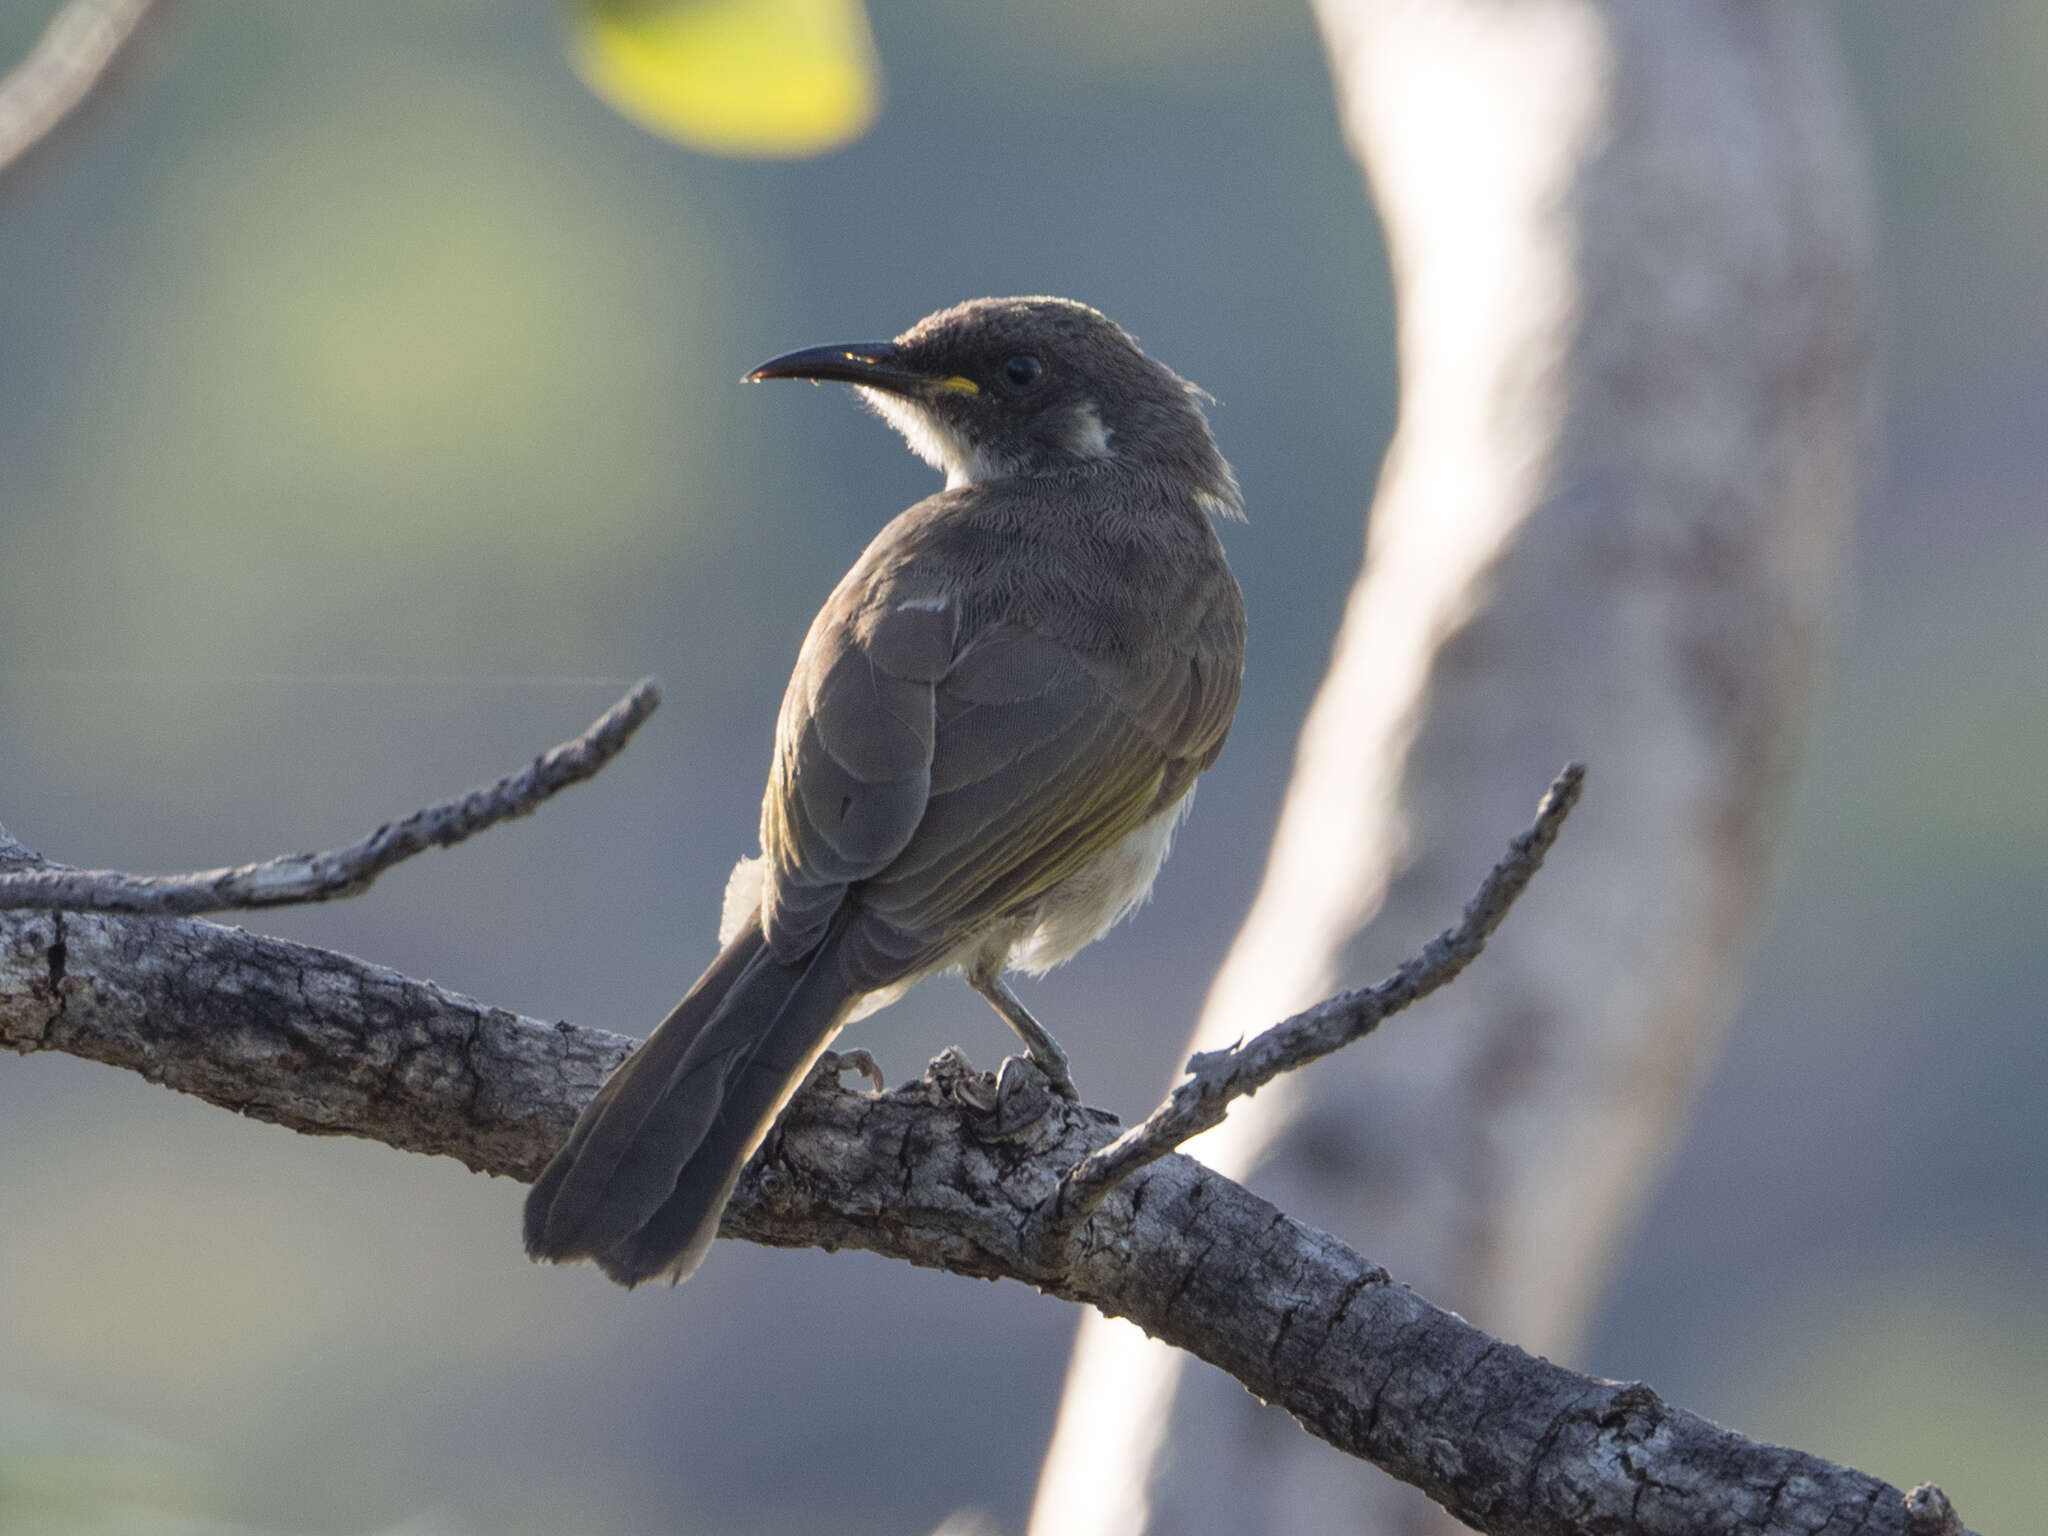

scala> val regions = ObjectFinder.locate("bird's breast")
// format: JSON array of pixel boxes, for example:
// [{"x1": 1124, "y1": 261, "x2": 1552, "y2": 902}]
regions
[{"x1": 1002, "y1": 789, "x2": 1194, "y2": 976}]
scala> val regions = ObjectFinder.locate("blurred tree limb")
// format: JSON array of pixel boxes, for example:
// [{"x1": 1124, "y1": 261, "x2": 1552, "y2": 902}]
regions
[
  {"x1": 0, "y1": 0, "x2": 162, "y2": 189},
  {"x1": 0, "y1": 777, "x2": 1966, "y2": 1535},
  {"x1": 1031, "y1": 3, "x2": 1873, "y2": 1531},
  {"x1": 1036, "y1": 766, "x2": 1583, "y2": 1260}
]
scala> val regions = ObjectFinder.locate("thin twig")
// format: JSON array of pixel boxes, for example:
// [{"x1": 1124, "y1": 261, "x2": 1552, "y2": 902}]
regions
[
  {"x1": 1037, "y1": 763, "x2": 1585, "y2": 1255},
  {"x1": 0, "y1": 679, "x2": 660, "y2": 915},
  {"x1": 0, "y1": 0, "x2": 160, "y2": 183}
]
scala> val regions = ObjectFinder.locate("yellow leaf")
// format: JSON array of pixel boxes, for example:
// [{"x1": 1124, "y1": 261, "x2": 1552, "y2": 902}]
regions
[{"x1": 570, "y1": 0, "x2": 882, "y2": 158}]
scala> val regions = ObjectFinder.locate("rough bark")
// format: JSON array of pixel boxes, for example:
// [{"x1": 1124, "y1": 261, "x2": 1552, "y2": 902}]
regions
[
  {"x1": 0, "y1": 853, "x2": 1961, "y2": 1536},
  {"x1": 1029, "y1": 3, "x2": 1871, "y2": 1534}
]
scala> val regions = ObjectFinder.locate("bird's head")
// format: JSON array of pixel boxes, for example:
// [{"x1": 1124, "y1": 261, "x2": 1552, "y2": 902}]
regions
[{"x1": 746, "y1": 296, "x2": 1242, "y2": 516}]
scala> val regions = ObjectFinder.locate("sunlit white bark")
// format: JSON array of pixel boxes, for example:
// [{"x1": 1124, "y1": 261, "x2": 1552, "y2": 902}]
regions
[{"x1": 1030, "y1": 3, "x2": 1869, "y2": 1532}]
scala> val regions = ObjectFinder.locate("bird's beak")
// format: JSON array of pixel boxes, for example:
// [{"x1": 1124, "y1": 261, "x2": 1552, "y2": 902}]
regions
[{"x1": 744, "y1": 342, "x2": 979, "y2": 399}]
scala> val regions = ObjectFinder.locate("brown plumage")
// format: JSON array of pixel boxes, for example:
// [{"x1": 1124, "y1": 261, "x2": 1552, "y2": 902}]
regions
[{"x1": 524, "y1": 297, "x2": 1245, "y2": 1286}]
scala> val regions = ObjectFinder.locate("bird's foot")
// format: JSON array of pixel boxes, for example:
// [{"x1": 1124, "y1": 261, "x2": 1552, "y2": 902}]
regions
[
  {"x1": 809, "y1": 1048, "x2": 886, "y2": 1093},
  {"x1": 992, "y1": 1053, "x2": 1062, "y2": 1133},
  {"x1": 1021, "y1": 1043, "x2": 1080, "y2": 1103},
  {"x1": 969, "y1": 973, "x2": 1083, "y2": 1102},
  {"x1": 942, "y1": 1052, "x2": 1063, "y2": 1139}
]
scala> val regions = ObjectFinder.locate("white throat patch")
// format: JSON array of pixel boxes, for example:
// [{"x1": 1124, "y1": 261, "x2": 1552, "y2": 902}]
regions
[{"x1": 859, "y1": 388, "x2": 1005, "y2": 489}]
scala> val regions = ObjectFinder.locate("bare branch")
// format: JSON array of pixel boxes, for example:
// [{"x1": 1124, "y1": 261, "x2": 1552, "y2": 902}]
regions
[
  {"x1": 1038, "y1": 763, "x2": 1583, "y2": 1251},
  {"x1": 0, "y1": 892, "x2": 1971, "y2": 1536},
  {"x1": 0, "y1": 679, "x2": 660, "y2": 916},
  {"x1": 0, "y1": 0, "x2": 160, "y2": 185}
]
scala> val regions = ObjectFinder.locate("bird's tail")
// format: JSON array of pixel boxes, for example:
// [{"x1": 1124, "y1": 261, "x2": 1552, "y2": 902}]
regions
[{"x1": 523, "y1": 910, "x2": 857, "y2": 1286}]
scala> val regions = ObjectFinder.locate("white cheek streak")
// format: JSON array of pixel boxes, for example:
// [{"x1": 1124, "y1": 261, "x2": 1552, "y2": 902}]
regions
[
  {"x1": 1065, "y1": 401, "x2": 1115, "y2": 460},
  {"x1": 899, "y1": 594, "x2": 951, "y2": 612}
]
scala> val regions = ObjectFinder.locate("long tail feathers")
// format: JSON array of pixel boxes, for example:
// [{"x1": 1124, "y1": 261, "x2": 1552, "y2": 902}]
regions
[{"x1": 523, "y1": 914, "x2": 857, "y2": 1286}]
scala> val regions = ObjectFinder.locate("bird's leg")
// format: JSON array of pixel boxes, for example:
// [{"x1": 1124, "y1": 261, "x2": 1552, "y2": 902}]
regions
[{"x1": 968, "y1": 970, "x2": 1081, "y2": 1101}]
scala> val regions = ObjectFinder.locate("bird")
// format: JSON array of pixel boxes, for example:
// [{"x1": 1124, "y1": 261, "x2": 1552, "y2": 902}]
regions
[{"x1": 523, "y1": 296, "x2": 1245, "y2": 1287}]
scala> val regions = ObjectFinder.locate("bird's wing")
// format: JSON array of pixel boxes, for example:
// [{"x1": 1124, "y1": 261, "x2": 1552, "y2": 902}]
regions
[
  {"x1": 856, "y1": 623, "x2": 1176, "y2": 947},
  {"x1": 758, "y1": 592, "x2": 954, "y2": 956},
  {"x1": 1081, "y1": 557, "x2": 1244, "y2": 808},
  {"x1": 761, "y1": 511, "x2": 1240, "y2": 990}
]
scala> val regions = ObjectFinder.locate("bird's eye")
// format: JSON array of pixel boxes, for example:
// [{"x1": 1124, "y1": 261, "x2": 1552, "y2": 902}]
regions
[{"x1": 1001, "y1": 354, "x2": 1045, "y2": 391}]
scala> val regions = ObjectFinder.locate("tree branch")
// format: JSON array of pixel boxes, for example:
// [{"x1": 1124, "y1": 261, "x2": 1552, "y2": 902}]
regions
[
  {"x1": 0, "y1": 801, "x2": 1968, "y2": 1536},
  {"x1": 1037, "y1": 764, "x2": 1584, "y2": 1255},
  {"x1": 0, "y1": 0, "x2": 161, "y2": 187},
  {"x1": 1905, "y1": 1485, "x2": 1967, "y2": 1536},
  {"x1": 0, "y1": 680, "x2": 659, "y2": 915},
  {"x1": 1031, "y1": 5, "x2": 1873, "y2": 1529}
]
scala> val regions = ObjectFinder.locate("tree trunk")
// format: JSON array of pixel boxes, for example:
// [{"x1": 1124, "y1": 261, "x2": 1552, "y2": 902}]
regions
[{"x1": 1027, "y1": 3, "x2": 1870, "y2": 1533}]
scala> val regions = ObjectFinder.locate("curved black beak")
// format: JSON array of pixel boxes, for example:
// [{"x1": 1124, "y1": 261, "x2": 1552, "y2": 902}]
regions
[{"x1": 744, "y1": 341, "x2": 936, "y2": 397}]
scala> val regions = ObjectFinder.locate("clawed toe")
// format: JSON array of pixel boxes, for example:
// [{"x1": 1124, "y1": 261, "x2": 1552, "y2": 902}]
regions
[{"x1": 812, "y1": 1048, "x2": 886, "y2": 1093}]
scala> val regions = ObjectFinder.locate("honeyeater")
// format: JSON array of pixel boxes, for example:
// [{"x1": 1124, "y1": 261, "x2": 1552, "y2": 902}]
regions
[{"x1": 524, "y1": 296, "x2": 1245, "y2": 1286}]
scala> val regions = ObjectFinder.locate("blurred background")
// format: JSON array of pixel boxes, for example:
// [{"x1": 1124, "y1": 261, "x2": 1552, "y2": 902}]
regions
[{"x1": 0, "y1": 2, "x2": 2040, "y2": 1532}]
